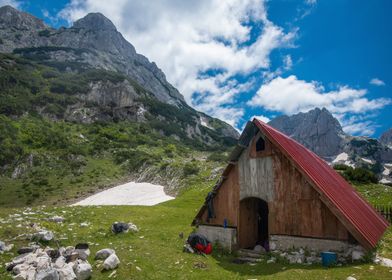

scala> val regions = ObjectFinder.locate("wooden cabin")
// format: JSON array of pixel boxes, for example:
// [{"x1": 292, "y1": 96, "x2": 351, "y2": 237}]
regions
[{"x1": 192, "y1": 119, "x2": 388, "y2": 252}]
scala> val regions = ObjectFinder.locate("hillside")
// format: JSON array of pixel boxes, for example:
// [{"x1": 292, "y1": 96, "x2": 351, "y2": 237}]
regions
[{"x1": 0, "y1": 6, "x2": 239, "y2": 207}]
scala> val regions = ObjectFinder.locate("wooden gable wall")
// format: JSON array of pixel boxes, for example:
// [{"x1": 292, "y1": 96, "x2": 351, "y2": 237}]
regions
[{"x1": 199, "y1": 130, "x2": 350, "y2": 242}]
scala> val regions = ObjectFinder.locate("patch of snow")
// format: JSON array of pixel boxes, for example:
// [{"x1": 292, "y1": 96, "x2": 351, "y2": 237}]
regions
[
  {"x1": 73, "y1": 182, "x2": 174, "y2": 206},
  {"x1": 383, "y1": 167, "x2": 390, "y2": 176},
  {"x1": 200, "y1": 117, "x2": 214, "y2": 130},
  {"x1": 380, "y1": 178, "x2": 392, "y2": 184},
  {"x1": 361, "y1": 157, "x2": 373, "y2": 164},
  {"x1": 137, "y1": 106, "x2": 146, "y2": 117},
  {"x1": 332, "y1": 153, "x2": 349, "y2": 163},
  {"x1": 344, "y1": 161, "x2": 355, "y2": 168},
  {"x1": 385, "y1": 163, "x2": 392, "y2": 168}
]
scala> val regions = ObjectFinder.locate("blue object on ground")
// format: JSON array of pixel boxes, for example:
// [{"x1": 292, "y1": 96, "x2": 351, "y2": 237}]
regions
[{"x1": 321, "y1": 251, "x2": 337, "y2": 267}]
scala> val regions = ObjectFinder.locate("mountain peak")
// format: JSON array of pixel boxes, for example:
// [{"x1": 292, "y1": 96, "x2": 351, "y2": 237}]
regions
[
  {"x1": 73, "y1": 12, "x2": 117, "y2": 31},
  {"x1": 268, "y1": 107, "x2": 345, "y2": 158},
  {"x1": 0, "y1": 4, "x2": 47, "y2": 30},
  {"x1": 380, "y1": 128, "x2": 392, "y2": 147}
]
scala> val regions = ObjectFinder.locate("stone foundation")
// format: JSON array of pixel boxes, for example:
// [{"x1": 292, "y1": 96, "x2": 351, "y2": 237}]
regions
[
  {"x1": 270, "y1": 235, "x2": 351, "y2": 252},
  {"x1": 197, "y1": 225, "x2": 237, "y2": 252}
]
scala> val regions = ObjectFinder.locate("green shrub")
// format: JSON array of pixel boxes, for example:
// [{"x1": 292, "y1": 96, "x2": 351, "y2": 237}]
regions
[
  {"x1": 207, "y1": 151, "x2": 227, "y2": 162},
  {"x1": 38, "y1": 29, "x2": 51, "y2": 37},
  {"x1": 342, "y1": 167, "x2": 378, "y2": 184},
  {"x1": 183, "y1": 161, "x2": 200, "y2": 176},
  {"x1": 333, "y1": 164, "x2": 349, "y2": 171}
]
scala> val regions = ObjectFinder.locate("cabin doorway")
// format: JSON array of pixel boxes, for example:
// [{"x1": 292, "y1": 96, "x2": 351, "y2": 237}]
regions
[{"x1": 239, "y1": 197, "x2": 269, "y2": 249}]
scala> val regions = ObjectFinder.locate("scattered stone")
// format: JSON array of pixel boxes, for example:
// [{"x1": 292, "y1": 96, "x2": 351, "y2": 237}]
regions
[
  {"x1": 253, "y1": 245, "x2": 266, "y2": 253},
  {"x1": 65, "y1": 252, "x2": 79, "y2": 263},
  {"x1": 352, "y1": 250, "x2": 365, "y2": 261},
  {"x1": 103, "y1": 253, "x2": 120, "y2": 270},
  {"x1": 79, "y1": 222, "x2": 89, "y2": 228},
  {"x1": 379, "y1": 257, "x2": 392, "y2": 268},
  {"x1": 46, "y1": 248, "x2": 61, "y2": 261},
  {"x1": 111, "y1": 222, "x2": 129, "y2": 234},
  {"x1": 0, "y1": 240, "x2": 14, "y2": 253},
  {"x1": 183, "y1": 244, "x2": 194, "y2": 254},
  {"x1": 95, "y1": 248, "x2": 115, "y2": 260},
  {"x1": 48, "y1": 216, "x2": 65, "y2": 223},
  {"x1": 74, "y1": 261, "x2": 92, "y2": 280},
  {"x1": 108, "y1": 270, "x2": 117, "y2": 278},
  {"x1": 193, "y1": 261, "x2": 207, "y2": 269},
  {"x1": 54, "y1": 256, "x2": 66, "y2": 269},
  {"x1": 33, "y1": 231, "x2": 54, "y2": 242},
  {"x1": 17, "y1": 247, "x2": 36, "y2": 255},
  {"x1": 75, "y1": 243, "x2": 90, "y2": 261},
  {"x1": 0, "y1": 240, "x2": 5, "y2": 251},
  {"x1": 111, "y1": 222, "x2": 138, "y2": 234},
  {"x1": 267, "y1": 257, "x2": 276, "y2": 264},
  {"x1": 346, "y1": 277, "x2": 357, "y2": 280},
  {"x1": 36, "y1": 254, "x2": 52, "y2": 271},
  {"x1": 57, "y1": 263, "x2": 76, "y2": 280},
  {"x1": 128, "y1": 223, "x2": 138, "y2": 233},
  {"x1": 12, "y1": 263, "x2": 30, "y2": 275},
  {"x1": 36, "y1": 268, "x2": 59, "y2": 280}
]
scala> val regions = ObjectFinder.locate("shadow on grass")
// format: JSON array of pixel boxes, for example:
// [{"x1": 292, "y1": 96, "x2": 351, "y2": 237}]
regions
[{"x1": 211, "y1": 252, "x2": 370, "y2": 277}]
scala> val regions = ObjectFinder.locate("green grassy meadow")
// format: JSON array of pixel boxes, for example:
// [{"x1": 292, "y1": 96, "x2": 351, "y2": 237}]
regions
[{"x1": 1, "y1": 177, "x2": 391, "y2": 279}]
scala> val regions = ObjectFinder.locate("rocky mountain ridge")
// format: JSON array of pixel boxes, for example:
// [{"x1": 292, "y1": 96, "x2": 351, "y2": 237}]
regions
[
  {"x1": 268, "y1": 108, "x2": 392, "y2": 184},
  {"x1": 0, "y1": 5, "x2": 239, "y2": 145},
  {"x1": 380, "y1": 128, "x2": 392, "y2": 148}
]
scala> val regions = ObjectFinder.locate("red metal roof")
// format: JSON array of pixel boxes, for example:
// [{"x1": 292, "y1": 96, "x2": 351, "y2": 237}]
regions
[{"x1": 254, "y1": 118, "x2": 389, "y2": 249}]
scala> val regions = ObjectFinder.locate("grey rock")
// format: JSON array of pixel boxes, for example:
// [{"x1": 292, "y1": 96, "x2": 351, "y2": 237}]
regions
[
  {"x1": 57, "y1": 263, "x2": 77, "y2": 280},
  {"x1": 54, "y1": 256, "x2": 66, "y2": 269},
  {"x1": 111, "y1": 222, "x2": 129, "y2": 233},
  {"x1": 380, "y1": 128, "x2": 392, "y2": 147},
  {"x1": 95, "y1": 248, "x2": 115, "y2": 260},
  {"x1": 269, "y1": 107, "x2": 345, "y2": 158},
  {"x1": 33, "y1": 230, "x2": 54, "y2": 242},
  {"x1": 253, "y1": 245, "x2": 266, "y2": 253},
  {"x1": 73, "y1": 261, "x2": 92, "y2": 280},
  {"x1": 378, "y1": 257, "x2": 392, "y2": 268},
  {"x1": 12, "y1": 263, "x2": 29, "y2": 275},
  {"x1": 48, "y1": 216, "x2": 65, "y2": 223},
  {"x1": 36, "y1": 268, "x2": 59, "y2": 280},
  {"x1": 0, "y1": 240, "x2": 5, "y2": 251},
  {"x1": 17, "y1": 247, "x2": 35, "y2": 255},
  {"x1": 74, "y1": 244, "x2": 90, "y2": 261},
  {"x1": 36, "y1": 255, "x2": 51, "y2": 271},
  {"x1": 103, "y1": 253, "x2": 120, "y2": 270}
]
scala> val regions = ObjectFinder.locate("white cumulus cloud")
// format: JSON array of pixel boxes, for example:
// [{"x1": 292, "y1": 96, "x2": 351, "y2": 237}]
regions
[
  {"x1": 370, "y1": 78, "x2": 385, "y2": 86},
  {"x1": 249, "y1": 75, "x2": 391, "y2": 135},
  {"x1": 58, "y1": 0, "x2": 296, "y2": 127},
  {"x1": 0, "y1": 0, "x2": 21, "y2": 8},
  {"x1": 251, "y1": 115, "x2": 270, "y2": 123}
]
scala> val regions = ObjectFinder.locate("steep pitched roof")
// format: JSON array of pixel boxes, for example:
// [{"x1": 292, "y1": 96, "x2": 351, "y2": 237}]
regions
[
  {"x1": 193, "y1": 118, "x2": 389, "y2": 249},
  {"x1": 254, "y1": 119, "x2": 388, "y2": 249}
]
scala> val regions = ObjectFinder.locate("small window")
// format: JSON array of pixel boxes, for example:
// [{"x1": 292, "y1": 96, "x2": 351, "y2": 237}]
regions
[{"x1": 256, "y1": 137, "x2": 265, "y2": 152}]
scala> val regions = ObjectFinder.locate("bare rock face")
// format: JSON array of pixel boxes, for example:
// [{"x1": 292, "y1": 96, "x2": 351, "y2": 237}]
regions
[
  {"x1": 380, "y1": 128, "x2": 392, "y2": 148},
  {"x1": 0, "y1": 5, "x2": 239, "y2": 143},
  {"x1": 268, "y1": 107, "x2": 392, "y2": 183},
  {"x1": 268, "y1": 108, "x2": 345, "y2": 159},
  {"x1": 0, "y1": 6, "x2": 184, "y2": 106}
]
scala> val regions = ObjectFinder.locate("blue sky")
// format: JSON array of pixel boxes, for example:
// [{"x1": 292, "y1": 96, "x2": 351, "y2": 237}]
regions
[{"x1": 3, "y1": 0, "x2": 391, "y2": 137}]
